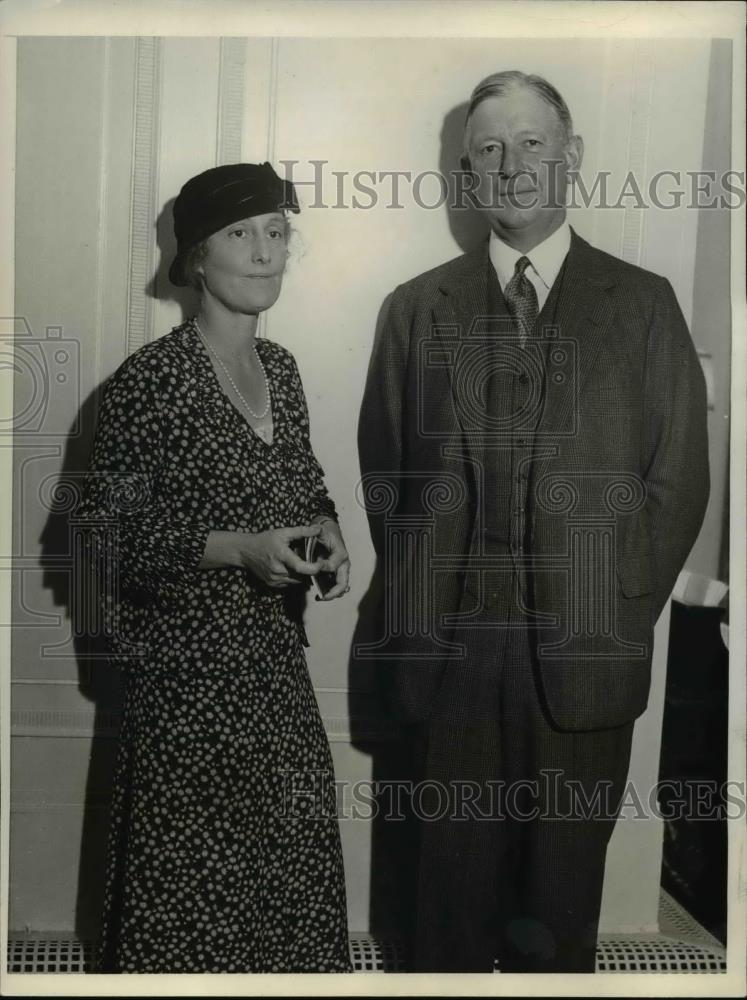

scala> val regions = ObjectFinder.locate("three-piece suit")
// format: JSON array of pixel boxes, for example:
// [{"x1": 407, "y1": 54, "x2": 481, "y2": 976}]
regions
[{"x1": 358, "y1": 227, "x2": 709, "y2": 971}]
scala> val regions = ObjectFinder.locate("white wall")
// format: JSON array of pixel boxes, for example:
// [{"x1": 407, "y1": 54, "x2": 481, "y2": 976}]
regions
[{"x1": 9, "y1": 35, "x2": 726, "y2": 937}]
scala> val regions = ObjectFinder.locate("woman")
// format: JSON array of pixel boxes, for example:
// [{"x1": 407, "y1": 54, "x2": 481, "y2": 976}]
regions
[{"x1": 80, "y1": 162, "x2": 353, "y2": 973}]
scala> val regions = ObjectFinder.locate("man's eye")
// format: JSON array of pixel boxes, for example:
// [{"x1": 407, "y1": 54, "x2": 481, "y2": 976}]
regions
[
  {"x1": 525, "y1": 139, "x2": 542, "y2": 148},
  {"x1": 481, "y1": 144, "x2": 499, "y2": 155},
  {"x1": 267, "y1": 229, "x2": 283, "y2": 239},
  {"x1": 230, "y1": 228, "x2": 246, "y2": 238}
]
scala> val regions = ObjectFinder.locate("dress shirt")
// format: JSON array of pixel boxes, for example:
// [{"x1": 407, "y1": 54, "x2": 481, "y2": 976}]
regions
[{"x1": 489, "y1": 220, "x2": 571, "y2": 312}]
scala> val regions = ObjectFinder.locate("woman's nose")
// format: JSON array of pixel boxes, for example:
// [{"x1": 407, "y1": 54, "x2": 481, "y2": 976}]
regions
[{"x1": 252, "y1": 238, "x2": 271, "y2": 264}]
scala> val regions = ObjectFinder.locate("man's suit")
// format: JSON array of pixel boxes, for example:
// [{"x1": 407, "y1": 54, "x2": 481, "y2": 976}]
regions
[{"x1": 358, "y1": 228, "x2": 709, "y2": 971}]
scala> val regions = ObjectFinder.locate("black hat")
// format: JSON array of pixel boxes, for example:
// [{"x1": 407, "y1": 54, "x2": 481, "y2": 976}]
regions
[{"x1": 168, "y1": 162, "x2": 300, "y2": 286}]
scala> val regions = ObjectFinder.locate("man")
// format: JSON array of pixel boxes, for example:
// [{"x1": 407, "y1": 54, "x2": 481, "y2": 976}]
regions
[{"x1": 358, "y1": 71, "x2": 709, "y2": 973}]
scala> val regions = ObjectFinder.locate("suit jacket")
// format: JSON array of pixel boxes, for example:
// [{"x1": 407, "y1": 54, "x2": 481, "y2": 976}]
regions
[{"x1": 358, "y1": 228, "x2": 710, "y2": 731}]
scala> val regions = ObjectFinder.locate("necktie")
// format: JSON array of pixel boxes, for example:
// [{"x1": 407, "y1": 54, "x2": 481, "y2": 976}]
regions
[{"x1": 503, "y1": 255, "x2": 539, "y2": 345}]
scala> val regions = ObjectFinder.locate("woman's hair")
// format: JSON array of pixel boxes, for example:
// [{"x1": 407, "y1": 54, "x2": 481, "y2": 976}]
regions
[
  {"x1": 284, "y1": 220, "x2": 305, "y2": 269},
  {"x1": 182, "y1": 214, "x2": 298, "y2": 292},
  {"x1": 462, "y1": 70, "x2": 574, "y2": 169},
  {"x1": 182, "y1": 239, "x2": 210, "y2": 291}
]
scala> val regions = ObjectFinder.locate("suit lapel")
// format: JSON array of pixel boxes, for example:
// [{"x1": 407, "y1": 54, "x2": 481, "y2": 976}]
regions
[
  {"x1": 434, "y1": 243, "x2": 492, "y2": 331},
  {"x1": 534, "y1": 229, "x2": 617, "y2": 481},
  {"x1": 430, "y1": 243, "x2": 491, "y2": 453}
]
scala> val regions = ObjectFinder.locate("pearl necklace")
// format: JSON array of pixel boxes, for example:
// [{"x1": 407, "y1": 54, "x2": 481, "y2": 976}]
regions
[{"x1": 194, "y1": 319, "x2": 270, "y2": 420}]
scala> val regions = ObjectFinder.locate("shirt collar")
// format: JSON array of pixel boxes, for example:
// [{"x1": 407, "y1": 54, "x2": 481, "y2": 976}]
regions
[{"x1": 489, "y1": 220, "x2": 571, "y2": 291}]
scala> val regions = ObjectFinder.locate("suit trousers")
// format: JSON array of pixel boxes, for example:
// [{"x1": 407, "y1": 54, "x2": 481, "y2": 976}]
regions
[{"x1": 409, "y1": 575, "x2": 635, "y2": 973}]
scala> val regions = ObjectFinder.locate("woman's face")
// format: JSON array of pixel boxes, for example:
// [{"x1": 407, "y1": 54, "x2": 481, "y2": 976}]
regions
[{"x1": 197, "y1": 212, "x2": 288, "y2": 315}]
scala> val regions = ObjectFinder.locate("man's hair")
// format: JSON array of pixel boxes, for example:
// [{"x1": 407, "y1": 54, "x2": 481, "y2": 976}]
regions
[{"x1": 461, "y1": 70, "x2": 574, "y2": 169}]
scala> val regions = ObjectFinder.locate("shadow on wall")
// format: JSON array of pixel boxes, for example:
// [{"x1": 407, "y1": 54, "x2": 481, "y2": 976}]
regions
[
  {"x1": 346, "y1": 103, "x2": 488, "y2": 953},
  {"x1": 36, "y1": 195, "x2": 200, "y2": 940},
  {"x1": 440, "y1": 101, "x2": 490, "y2": 253},
  {"x1": 38, "y1": 389, "x2": 121, "y2": 939},
  {"x1": 147, "y1": 196, "x2": 201, "y2": 318}
]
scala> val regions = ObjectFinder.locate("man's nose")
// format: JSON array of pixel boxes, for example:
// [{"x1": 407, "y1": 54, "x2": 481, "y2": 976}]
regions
[{"x1": 498, "y1": 144, "x2": 522, "y2": 178}]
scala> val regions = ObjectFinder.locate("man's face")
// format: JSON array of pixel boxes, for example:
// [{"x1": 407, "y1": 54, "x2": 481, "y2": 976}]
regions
[{"x1": 465, "y1": 86, "x2": 583, "y2": 246}]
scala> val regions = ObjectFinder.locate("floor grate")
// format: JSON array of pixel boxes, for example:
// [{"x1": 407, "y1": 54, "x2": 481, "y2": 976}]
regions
[
  {"x1": 658, "y1": 889, "x2": 725, "y2": 950},
  {"x1": 594, "y1": 937, "x2": 725, "y2": 973},
  {"x1": 7, "y1": 893, "x2": 725, "y2": 974},
  {"x1": 348, "y1": 933, "x2": 408, "y2": 972},
  {"x1": 6, "y1": 935, "x2": 94, "y2": 973}
]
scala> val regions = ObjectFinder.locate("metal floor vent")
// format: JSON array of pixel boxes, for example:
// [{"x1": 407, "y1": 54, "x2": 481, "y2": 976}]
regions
[
  {"x1": 348, "y1": 934, "x2": 408, "y2": 972},
  {"x1": 7, "y1": 892, "x2": 725, "y2": 975},
  {"x1": 6, "y1": 936, "x2": 94, "y2": 974},
  {"x1": 354, "y1": 932, "x2": 727, "y2": 974},
  {"x1": 594, "y1": 938, "x2": 725, "y2": 973}
]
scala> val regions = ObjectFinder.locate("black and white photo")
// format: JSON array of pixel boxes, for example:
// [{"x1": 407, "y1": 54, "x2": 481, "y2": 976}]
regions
[{"x1": 0, "y1": 1, "x2": 744, "y2": 995}]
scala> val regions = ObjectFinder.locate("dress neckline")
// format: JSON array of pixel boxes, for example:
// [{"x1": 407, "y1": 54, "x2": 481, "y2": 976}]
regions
[{"x1": 187, "y1": 318, "x2": 278, "y2": 449}]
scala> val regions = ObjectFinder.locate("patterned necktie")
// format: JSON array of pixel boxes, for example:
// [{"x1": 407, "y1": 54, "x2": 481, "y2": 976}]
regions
[{"x1": 504, "y1": 255, "x2": 539, "y2": 345}]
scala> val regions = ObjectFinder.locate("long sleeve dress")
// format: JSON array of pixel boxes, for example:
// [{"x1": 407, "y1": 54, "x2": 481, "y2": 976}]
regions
[{"x1": 79, "y1": 318, "x2": 352, "y2": 973}]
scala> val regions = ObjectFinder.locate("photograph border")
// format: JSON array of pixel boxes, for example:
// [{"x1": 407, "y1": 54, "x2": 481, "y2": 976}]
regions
[{"x1": 0, "y1": 2, "x2": 744, "y2": 997}]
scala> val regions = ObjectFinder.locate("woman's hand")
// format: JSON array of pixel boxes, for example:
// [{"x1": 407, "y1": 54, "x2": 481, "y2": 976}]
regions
[
  {"x1": 311, "y1": 517, "x2": 351, "y2": 601},
  {"x1": 238, "y1": 524, "x2": 327, "y2": 588},
  {"x1": 201, "y1": 525, "x2": 324, "y2": 587}
]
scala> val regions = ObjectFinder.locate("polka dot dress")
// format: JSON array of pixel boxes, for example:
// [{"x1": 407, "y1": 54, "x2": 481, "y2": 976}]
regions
[{"x1": 79, "y1": 319, "x2": 352, "y2": 973}]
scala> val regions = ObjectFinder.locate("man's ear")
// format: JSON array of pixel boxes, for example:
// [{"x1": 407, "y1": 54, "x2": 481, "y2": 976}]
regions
[
  {"x1": 460, "y1": 153, "x2": 472, "y2": 173},
  {"x1": 566, "y1": 134, "x2": 584, "y2": 174}
]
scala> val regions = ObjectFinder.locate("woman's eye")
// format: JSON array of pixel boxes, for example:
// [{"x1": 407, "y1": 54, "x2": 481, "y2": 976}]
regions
[{"x1": 267, "y1": 229, "x2": 283, "y2": 239}]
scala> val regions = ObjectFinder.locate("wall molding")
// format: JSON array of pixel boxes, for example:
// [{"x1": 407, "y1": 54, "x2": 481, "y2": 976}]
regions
[
  {"x1": 216, "y1": 37, "x2": 246, "y2": 166},
  {"x1": 10, "y1": 678, "x2": 378, "y2": 692},
  {"x1": 93, "y1": 37, "x2": 111, "y2": 387},
  {"x1": 125, "y1": 36, "x2": 162, "y2": 355},
  {"x1": 10, "y1": 791, "x2": 111, "y2": 815},
  {"x1": 265, "y1": 36, "x2": 279, "y2": 165},
  {"x1": 257, "y1": 36, "x2": 280, "y2": 342},
  {"x1": 10, "y1": 708, "x2": 398, "y2": 742},
  {"x1": 620, "y1": 39, "x2": 655, "y2": 266}
]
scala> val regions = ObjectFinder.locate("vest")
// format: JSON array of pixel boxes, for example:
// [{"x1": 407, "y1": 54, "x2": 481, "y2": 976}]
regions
[{"x1": 473, "y1": 256, "x2": 568, "y2": 607}]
